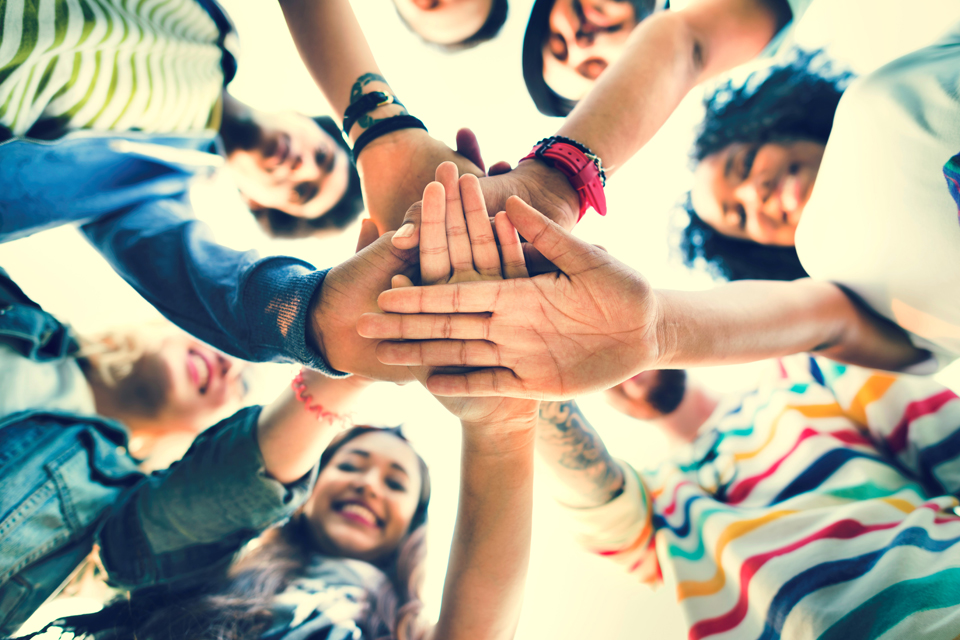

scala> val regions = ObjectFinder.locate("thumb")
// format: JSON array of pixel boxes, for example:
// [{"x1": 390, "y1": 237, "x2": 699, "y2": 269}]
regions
[
  {"x1": 355, "y1": 218, "x2": 381, "y2": 253},
  {"x1": 455, "y1": 128, "x2": 485, "y2": 174},
  {"x1": 504, "y1": 196, "x2": 603, "y2": 276}
]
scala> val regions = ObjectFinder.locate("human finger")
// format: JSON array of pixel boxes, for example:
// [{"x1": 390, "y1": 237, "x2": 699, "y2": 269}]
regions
[
  {"x1": 460, "y1": 174, "x2": 500, "y2": 278},
  {"x1": 494, "y1": 212, "x2": 528, "y2": 279},
  {"x1": 358, "y1": 312, "x2": 492, "y2": 340},
  {"x1": 392, "y1": 274, "x2": 415, "y2": 289},
  {"x1": 504, "y1": 196, "x2": 605, "y2": 276},
  {"x1": 375, "y1": 280, "x2": 506, "y2": 314},
  {"x1": 455, "y1": 128, "x2": 485, "y2": 174},
  {"x1": 392, "y1": 201, "x2": 421, "y2": 251},
  {"x1": 355, "y1": 218, "x2": 381, "y2": 253},
  {"x1": 436, "y1": 162, "x2": 473, "y2": 276},
  {"x1": 522, "y1": 244, "x2": 559, "y2": 275},
  {"x1": 420, "y1": 181, "x2": 451, "y2": 284},
  {"x1": 487, "y1": 160, "x2": 512, "y2": 176},
  {"x1": 375, "y1": 339, "x2": 501, "y2": 367},
  {"x1": 426, "y1": 368, "x2": 538, "y2": 399}
]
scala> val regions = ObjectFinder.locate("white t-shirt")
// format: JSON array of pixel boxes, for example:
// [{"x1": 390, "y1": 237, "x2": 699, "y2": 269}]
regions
[
  {"x1": 796, "y1": 22, "x2": 960, "y2": 369},
  {"x1": 0, "y1": 344, "x2": 95, "y2": 418}
]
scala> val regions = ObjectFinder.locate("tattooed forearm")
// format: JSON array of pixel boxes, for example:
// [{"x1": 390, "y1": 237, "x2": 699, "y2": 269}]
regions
[
  {"x1": 349, "y1": 73, "x2": 388, "y2": 103},
  {"x1": 537, "y1": 401, "x2": 624, "y2": 504}
]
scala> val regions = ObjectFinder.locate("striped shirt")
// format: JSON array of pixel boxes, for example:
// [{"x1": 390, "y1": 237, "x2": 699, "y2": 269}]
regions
[
  {"x1": 0, "y1": 0, "x2": 224, "y2": 139},
  {"x1": 565, "y1": 355, "x2": 960, "y2": 639}
]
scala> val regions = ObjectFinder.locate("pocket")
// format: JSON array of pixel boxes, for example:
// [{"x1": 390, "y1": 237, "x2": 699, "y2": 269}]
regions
[{"x1": 0, "y1": 445, "x2": 119, "y2": 585}]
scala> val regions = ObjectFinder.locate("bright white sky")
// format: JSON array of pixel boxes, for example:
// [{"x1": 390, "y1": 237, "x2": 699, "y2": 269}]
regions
[{"x1": 5, "y1": 1, "x2": 960, "y2": 638}]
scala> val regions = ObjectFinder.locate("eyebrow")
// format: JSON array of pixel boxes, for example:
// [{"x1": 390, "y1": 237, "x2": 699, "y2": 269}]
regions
[
  {"x1": 344, "y1": 449, "x2": 410, "y2": 477},
  {"x1": 724, "y1": 152, "x2": 734, "y2": 179}
]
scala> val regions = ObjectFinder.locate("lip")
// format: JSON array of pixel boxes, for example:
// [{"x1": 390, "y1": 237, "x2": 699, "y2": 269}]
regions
[
  {"x1": 190, "y1": 348, "x2": 215, "y2": 394},
  {"x1": 334, "y1": 500, "x2": 383, "y2": 529}
]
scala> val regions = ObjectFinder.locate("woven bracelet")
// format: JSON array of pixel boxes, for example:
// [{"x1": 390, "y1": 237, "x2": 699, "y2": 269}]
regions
[{"x1": 352, "y1": 115, "x2": 427, "y2": 160}]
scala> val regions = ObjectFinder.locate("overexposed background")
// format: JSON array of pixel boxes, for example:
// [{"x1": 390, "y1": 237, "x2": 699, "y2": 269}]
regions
[{"x1": 6, "y1": 1, "x2": 960, "y2": 638}]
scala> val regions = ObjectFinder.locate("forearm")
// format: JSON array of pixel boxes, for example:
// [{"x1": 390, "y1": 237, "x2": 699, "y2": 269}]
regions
[
  {"x1": 556, "y1": 0, "x2": 781, "y2": 174},
  {"x1": 654, "y1": 279, "x2": 929, "y2": 371},
  {"x1": 257, "y1": 372, "x2": 372, "y2": 484},
  {"x1": 536, "y1": 401, "x2": 625, "y2": 509},
  {"x1": 278, "y1": 0, "x2": 405, "y2": 140},
  {"x1": 433, "y1": 423, "x2": 536, "y2": 640}
]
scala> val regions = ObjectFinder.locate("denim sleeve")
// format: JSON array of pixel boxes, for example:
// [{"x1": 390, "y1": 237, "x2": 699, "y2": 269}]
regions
[
  {"x1": 97, "y1": 405, "x2": 317, "y2": 590},
  {"x1": 79, "y1": 195, "x2": 344, "y2": 374}
]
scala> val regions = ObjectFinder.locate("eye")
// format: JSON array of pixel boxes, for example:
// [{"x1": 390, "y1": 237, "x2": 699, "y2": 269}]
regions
[
  {"x1": 740, "y1": 145, "x2": 759, "y2": 181},
  {"x1": 735, "y1": 204, "x2": 746, "y2": 230},
  {"x1": 337, "y1": 462, "x2": 359, "y2": 472},
  {"x1": 386, "y1": 478, "x2": 407, "y2": 492},
  {"x1": 548, "y1": 33, "x2": 567, "y2": 61}
]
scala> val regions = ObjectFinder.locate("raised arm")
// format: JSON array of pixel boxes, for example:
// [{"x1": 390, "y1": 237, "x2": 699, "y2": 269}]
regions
[
  {"x1": 276, "y1": 0, "x2": 486, "y2": 232},
  {"x1": 361, "y1": 198, "x2": 929, "y2": 399},
  {"x1": 98, "y1": 373, "x2": 371, "y2": 589}
]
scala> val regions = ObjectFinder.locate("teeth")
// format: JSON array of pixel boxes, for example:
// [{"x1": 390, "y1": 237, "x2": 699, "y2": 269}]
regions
[
  {"x1": 340, "y1": 503, "x2": 378, "y2": 524},
  {"x1": 190, "y1": 353, "x2": 210, "y2": 391}
]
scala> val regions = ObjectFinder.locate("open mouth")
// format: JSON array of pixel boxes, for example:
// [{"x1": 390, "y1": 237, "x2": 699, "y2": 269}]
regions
[
  {"x1": 334, "y1": 501, "x2": 383, "y2": 528},
  {"x1": 186, "y1": 349, "x2": 214, "y2": 394}
]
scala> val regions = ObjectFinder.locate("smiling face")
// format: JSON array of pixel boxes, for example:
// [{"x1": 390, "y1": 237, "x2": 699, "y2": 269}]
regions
[
  {"x1": 225, "y1": 110, "x2": 351, "y2": 220},
  {"x1": 691, "y1": 140, "x2": 826, "y2": 246},
  {"x1": 393, "y1": 0, "x2": 494, "y2": 45},
  {"x1": 115, "y1": 334, "x2": 248, "y2": 434},
  {"x1": 303, "y1": 431, "x2": 424, "y2": 563},
  {"x1": 542, "y1": 0, "x2": 642, "y2": 100}
]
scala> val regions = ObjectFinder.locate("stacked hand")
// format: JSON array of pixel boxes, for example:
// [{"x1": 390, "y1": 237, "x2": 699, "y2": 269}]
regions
[
  {"x1": 391, "y1": 162, "x2": 541, "y2": 429},
  {"x1": 358, "y1": 191, "x2": 662, "y2": 400}
]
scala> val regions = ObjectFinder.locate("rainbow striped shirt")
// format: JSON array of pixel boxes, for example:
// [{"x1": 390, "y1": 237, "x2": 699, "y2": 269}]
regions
[
  {"x1": 0, "y1": 0, "x2": 224, "y2": 139},
  {"x1": 565, "y1": 355, "x2": 960, "y2": 639}
]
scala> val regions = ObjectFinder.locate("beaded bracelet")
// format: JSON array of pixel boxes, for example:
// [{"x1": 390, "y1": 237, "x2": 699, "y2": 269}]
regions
[{"x1": 291, "y1": 370, "x2": 352, "y2": 427}]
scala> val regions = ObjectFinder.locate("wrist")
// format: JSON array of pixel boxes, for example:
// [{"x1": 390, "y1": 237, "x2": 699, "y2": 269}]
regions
[
  {"x1": 348, "y1": 102, "x2": 408, "y2": 143},
  {"x1": 460, "y1": 417, "x2": 537, "y2": 455},
  {"x1": 513, "y1": 161, "x2": 580, "y2": 229}
]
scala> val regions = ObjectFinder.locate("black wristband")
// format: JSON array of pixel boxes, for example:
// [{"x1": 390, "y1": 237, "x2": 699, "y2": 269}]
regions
[
  {"x1": 342, "y1": 91, "x2": 405, "y2": 136},
  {"x1": 352, "y1": 115, "x2": 427, "y2": 159}
]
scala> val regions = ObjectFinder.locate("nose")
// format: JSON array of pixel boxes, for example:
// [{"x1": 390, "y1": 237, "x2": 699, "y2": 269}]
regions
[
  {"x1": 351, "y1": 470, "x2": 382, "y2": 498},
  {"x1": 411, "y1": 0, "x2": 439, "y2": 9},
  {"x1": 735, "y1": 177, "x2": 786, "y2": 241}
]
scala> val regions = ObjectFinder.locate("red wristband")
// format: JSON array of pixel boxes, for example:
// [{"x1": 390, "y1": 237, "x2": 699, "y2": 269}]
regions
[{"x1": 519, "y1": 137, "x2": 607, "y2": 221}]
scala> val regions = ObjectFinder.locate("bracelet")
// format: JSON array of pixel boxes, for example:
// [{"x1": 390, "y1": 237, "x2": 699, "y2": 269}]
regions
[
  {"x1": 291, "y1": 370, "x2": 352, "y2": 427},
  {"x1": 519, "y1": 136, "x2": 607, "y2": 221},
  {"x1": 352, "y1": 115, "x2": 427, "y2": 160},
  {"x1": 342, "y1": 91, "x2": 405, "y2": 137}
]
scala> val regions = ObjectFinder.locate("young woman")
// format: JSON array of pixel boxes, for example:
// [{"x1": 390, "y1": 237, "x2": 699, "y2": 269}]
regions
[{"x1": 8, "y1": 168, "x2": 539, "y2": 640}]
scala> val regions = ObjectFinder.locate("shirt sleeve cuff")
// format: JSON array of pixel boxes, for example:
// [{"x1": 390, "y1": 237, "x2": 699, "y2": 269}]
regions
[
  {"x1": 557, "y1": 460, "x2": 650, "y2": 551},
  {"x1": 241, "y1": 260, "x2": 348, "y2": 377}
]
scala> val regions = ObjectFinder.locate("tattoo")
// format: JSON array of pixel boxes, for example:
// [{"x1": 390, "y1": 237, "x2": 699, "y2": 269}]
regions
[
  {"x1": 538, "y1": 401, "x2": 624, "y2": 502},
  {"x1": 349, "y1": 73, "x2": 387, "y2": 104}
]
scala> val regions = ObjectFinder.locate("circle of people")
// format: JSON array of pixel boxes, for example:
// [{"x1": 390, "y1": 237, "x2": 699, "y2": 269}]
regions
[{"x1": 2, "y1": 0, "x2": 959, "y2": 639}]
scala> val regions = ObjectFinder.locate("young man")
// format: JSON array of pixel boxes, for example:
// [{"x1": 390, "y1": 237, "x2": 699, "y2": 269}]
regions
[
  {"x1": 0, "y1": 0, "x2": 485, "y2": 381},
  {"x1": 536, "y1": 355, "x2": 960, "y2": 638}
]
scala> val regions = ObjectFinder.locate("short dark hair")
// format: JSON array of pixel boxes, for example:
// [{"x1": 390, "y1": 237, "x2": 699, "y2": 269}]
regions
[
  {"x1": 395, "y1": 0, "x2": 509, "y2": 52},
  {"x1": 678, "y1": 48, "x2": 853, "y2": 281},
  {"x1": 522, "y1": 0, "x2": 655, "y2": 117},
  {"x1": 251, "y1": 116, "x2": 365, "y2": 239}
]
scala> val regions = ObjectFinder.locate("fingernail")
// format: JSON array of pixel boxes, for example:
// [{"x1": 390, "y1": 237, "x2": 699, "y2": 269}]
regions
[{"x1": 394, "y1": 224, "x2": 414, "y2": 239}]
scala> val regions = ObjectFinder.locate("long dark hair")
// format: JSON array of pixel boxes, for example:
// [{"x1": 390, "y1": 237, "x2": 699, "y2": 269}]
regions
[
  {"x1": 36, "y1": 427, "x2": 431, "y2": 640},
  {"x1": 677, "y1": 48, "x2": 854, "y2": 281}
]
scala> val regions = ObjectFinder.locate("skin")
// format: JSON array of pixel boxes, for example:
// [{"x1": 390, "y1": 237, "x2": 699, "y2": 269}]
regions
[
  {"x1": 691, "y1": 140, "x2": 825, "y2": 246},
  {"x1": 87, "y1": 332, "x2": 247, "y2": 437},
  {"x1": 302, "y1": 431, "x2": 423, "y2": 563},
  {"x1": 605, "y1": 372, "x2": 718, "y2": 444},
  {"x1": 224, "y1": 109, "x2": 351, "y2": 220},
  {"x1": 543, "y1": 0, "x2": 643, "y2": 100},
  {"x1": 360, "y1": 198, "x2": 929, "y2": 399},
  {"x1": 393, "y1": 0, "x2": 494, "y2": 45}
]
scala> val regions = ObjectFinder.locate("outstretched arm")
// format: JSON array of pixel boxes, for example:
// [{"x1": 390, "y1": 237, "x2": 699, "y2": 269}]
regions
[
  {"x1": 361, "y1": 199, "x2": 929, "y2": 399},
  {"x1": 276, "y1": 0, "x2": 486, "y2": 232},
  {"x1": 536, "y1": 400, "x2": 625, "y2": 508}
]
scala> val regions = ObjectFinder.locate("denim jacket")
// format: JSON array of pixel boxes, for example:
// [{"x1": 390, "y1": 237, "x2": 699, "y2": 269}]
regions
[{"x1": 0, "y1": 284, "x2": 317, "y2": 635}]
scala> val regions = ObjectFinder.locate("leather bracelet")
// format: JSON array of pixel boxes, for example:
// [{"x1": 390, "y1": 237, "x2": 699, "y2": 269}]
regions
[
  {"x1": 519, "y1": 136, "x2": 607, "y2": 221},
  {"x1": 352, "y1": 115, "x2": 427, "y2": 160},
  {"x1": 342, "y1": 91, "x2": 404, "y2": 137}
]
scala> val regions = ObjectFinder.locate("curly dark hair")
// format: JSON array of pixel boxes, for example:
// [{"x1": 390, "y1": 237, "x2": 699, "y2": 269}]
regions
[
  {"x1": 678, "y1": 48, "x2": 854, "y2": 281},
  {"x1": 395, "y1": 0, "x2": 509, "y2": 52}
]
